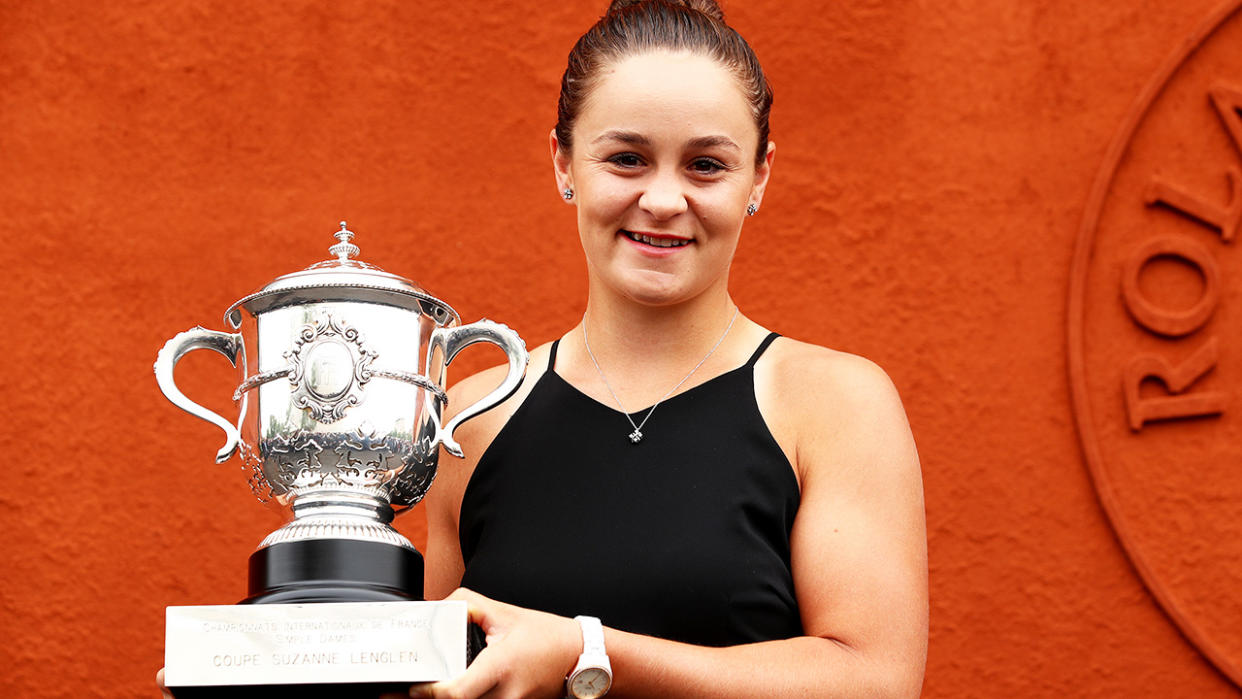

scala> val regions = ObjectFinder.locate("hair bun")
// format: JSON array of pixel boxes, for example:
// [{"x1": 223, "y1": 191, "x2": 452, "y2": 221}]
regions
[{"x1": 605, "y1": 0, "x2": 725, "y2": 22}]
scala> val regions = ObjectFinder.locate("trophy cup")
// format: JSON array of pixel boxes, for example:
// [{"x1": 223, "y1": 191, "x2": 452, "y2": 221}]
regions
[{"x1": 155, "y1": 223, "x2": 528, "y2": 696}]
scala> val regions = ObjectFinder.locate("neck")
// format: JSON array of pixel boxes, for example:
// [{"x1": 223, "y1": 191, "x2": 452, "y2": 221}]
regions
[
  {"x1": 582, "y1": 293, "x2": 736, "y2": 364},
  {"x1": 573, "y1": 281, "x2": 743, "y2": 408}
]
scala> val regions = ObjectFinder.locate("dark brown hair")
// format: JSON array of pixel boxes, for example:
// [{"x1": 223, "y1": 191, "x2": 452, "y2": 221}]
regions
[{"x1": 556, "y1": 0, "x2": 773, "y2": 166}]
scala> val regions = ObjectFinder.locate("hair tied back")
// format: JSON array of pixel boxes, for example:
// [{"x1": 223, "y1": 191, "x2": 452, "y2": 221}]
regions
[
  {"x1": 559, "y1": 0, "x2": 771, "y2": 166},
  {"x1": 606, "y1": 0, "x2": 726, "y2": 22}
]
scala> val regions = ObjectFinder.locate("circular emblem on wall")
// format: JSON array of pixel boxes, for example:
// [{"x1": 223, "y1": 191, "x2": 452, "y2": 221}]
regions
[{"x1": 1069, "y1": 0, "x2": 1242, "y2": 687}]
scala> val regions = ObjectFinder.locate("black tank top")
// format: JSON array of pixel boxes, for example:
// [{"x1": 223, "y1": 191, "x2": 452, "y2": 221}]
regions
[{"x1": 459, "y1": 333, "x2": 803, "y2": 647}]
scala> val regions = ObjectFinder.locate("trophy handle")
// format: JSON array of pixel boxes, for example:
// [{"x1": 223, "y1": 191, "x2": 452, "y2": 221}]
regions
[
  {"x1": 430, "y1": 320, "x2": 528, "y2": 458},
  {"x1": 154, "y1": 326, "x2": 245, "y2": 463}
]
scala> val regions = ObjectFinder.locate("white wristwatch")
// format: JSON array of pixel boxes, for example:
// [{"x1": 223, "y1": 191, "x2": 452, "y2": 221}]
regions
[{"x1": 566, "y1": 615, "x2": 613, "y2": 699}]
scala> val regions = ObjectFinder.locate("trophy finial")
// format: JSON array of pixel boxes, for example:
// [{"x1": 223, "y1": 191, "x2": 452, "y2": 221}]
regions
[{"x1": 329, "y1": 221, "x2": 361, "y2": 261}]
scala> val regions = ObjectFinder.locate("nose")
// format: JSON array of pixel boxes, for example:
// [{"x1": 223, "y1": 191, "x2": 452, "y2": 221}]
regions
[{"x1": 638, "y1": 169, "x2": 688, "y2": 220}]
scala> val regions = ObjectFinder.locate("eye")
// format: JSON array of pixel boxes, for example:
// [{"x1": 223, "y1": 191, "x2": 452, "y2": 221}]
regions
[
  {"x1": 689, "y1": 157, "x2": 727, "y2": 175},
  {"x1": 606, "y1": 152, "x2": 644, "y2": 168}
]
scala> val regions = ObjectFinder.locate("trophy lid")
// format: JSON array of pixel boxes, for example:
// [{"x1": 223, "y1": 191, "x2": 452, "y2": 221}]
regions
[{"x1": 224, "y1": 222, "x2": 459, "y2": 328}]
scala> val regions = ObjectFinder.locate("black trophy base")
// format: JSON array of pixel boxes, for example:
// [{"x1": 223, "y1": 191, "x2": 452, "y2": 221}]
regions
[
  {"x1": 169, "y1": 538, "x2": 426, "y2": 699},
  {"x1": 244, "y1": 537, "x2": 425, "y2": 604}
]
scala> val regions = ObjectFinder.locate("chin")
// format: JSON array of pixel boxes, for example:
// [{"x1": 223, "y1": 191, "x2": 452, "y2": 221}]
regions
[
  {"x1": 613, "y1": 271, "x2": 689, "y2": 306},
  {"x1": 625, "y1": 292, "x2": 681, "y2": 307},
  {"x1": 623, "y1": 282, "x2": 712, "y2": 309}
]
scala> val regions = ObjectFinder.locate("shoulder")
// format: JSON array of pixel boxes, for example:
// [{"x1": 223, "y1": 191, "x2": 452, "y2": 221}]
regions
[
  {"x1": 767, "y1": 338, "x2": 905, "y2": 421},
  {"x1": 756, "y1": 336, "x2": 917, "y2": 487},
  {"x1": 763, "y1": 337, "x2": 898, "y2": 395}
]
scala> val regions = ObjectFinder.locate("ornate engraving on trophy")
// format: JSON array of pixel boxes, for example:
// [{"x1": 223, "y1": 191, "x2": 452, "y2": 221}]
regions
[
  {"x1": 286, "y1": 313, "x2": 377, "y2": 423},
  {"x1": 305, "y1": 341, "x2": 354, "y2": 399},
  {"x1": 260, "y1": 428, "x2": 417, "y2": 495},
  {"x1": 388, "y1": 433, "x2": 438, "y2": 508},
  {"x1": 239, "y1": 441, "x2": 273, "y2": 503}
]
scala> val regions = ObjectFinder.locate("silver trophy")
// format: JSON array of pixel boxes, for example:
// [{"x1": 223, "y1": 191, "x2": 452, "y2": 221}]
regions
[{"x1": 155, "y1": 223, "x2": 527, "y2": 692}]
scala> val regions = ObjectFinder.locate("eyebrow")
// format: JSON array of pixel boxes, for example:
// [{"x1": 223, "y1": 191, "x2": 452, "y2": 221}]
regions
[
  {"x1": 687, "y1": 135, "x2": 741, "y2": 152},
  {"x1": 591, "y1": 130, "x2": 741, "y2": 152},
  {"x1": 592, "y1": 130, "x2": 650, "y2": 146}
]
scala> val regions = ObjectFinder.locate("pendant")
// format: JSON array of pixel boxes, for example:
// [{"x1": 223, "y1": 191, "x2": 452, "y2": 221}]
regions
[{"x1": 628, "y1": 429, "x2": 643, "y2": 444}]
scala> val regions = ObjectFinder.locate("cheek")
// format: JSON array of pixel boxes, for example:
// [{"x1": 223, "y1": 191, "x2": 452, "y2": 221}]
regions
[
  {"x1": 581, "y1": 180, "x2": 638, "y2": 225},
  {"x1": 692, "y1": 188, "x2": 748, "y2": 229}
]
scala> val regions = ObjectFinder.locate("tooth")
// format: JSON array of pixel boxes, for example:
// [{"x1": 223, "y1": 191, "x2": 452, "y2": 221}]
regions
[{"x1": 628, "y1": 233, "x2": 689, "y2": 247}]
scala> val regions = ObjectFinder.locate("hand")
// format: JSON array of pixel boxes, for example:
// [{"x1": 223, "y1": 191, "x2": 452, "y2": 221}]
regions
[
  {"x1": 155, "y1": 668, "x2": 175, "y2": 699},
  {"x1": 408, "y1": 588, "x2": 582, "y2": 699}
]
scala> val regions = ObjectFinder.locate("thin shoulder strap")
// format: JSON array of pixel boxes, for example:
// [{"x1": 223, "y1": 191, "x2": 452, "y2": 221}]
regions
[
  {"x1": 745, "y1": 332, "x2": 781, "y2": 368},
  {"x1": 548, "y1": 339, "x2": 561, "y2": 372}
]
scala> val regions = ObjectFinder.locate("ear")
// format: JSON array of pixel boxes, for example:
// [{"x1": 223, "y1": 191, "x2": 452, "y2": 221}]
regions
[
  {"x1": 550, "y1": 129, "x2": 574, "y2": 199},
  {"x1": 748, "y1": 141, "x2": 776, "y2": 211}
]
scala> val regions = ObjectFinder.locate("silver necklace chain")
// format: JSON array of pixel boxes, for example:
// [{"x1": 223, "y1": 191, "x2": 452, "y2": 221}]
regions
[{"x1": 582, "y1": 307, "x2": 741, "y2": 444}]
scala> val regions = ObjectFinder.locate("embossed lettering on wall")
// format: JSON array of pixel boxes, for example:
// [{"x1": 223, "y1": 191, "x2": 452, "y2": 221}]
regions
[{"x1": 1127, "y1": 84, "x2": 1242, "y2": 430}]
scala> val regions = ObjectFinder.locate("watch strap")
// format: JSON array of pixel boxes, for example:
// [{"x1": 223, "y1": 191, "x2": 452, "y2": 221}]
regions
[
  {"x1": 575, "y1": 615, "x2": 607, "y2": 657},
  {"x1": 567, "y1": 615, "x2": 612, "y2": 698}
]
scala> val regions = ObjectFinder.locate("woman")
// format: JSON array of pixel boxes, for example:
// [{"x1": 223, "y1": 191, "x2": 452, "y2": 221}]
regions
[
  {"x1": 416, "y1": 1, "x2": 927, "y2": 697},
  {"x1": 159, "y1": 2, "x2": 924, "y2": 697}
]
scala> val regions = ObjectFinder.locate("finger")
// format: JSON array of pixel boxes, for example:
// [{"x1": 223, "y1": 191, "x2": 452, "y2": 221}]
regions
[
  {"x1": 417, "y1": 647, "x2": 504, "y2": 699},
  {"x1": 399, "y1": 682, "x2": 434, "y2": 699},
  {"x1": 155, "y1": 668, "x2": 176, "y2": 699},
  {"x1": 445, "y1": 588, "x2": 506, "y2": 634},
  {"x1": 445, "y1": 586, "x2": 489, "y2": 614}
]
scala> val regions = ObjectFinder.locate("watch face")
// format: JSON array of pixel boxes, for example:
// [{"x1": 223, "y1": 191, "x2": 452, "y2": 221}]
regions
[{"x1": 570, "y1": 666, "x2": 611, "y2": 699}]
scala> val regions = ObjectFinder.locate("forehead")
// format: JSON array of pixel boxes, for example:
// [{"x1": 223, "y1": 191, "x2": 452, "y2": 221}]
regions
[{"x1": 578, "y1": 51, "x2": 757, "y2": 148}]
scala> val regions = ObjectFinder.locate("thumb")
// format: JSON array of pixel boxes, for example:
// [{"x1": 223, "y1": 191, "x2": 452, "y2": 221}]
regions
[{"x1": 155, "y1": 668, "x2": 176, "y2": 699}]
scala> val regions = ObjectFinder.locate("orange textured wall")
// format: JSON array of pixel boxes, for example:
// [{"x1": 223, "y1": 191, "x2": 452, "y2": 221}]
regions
[{"x1": 4, "y1": 0, "x2": 1242, "y2": 696}]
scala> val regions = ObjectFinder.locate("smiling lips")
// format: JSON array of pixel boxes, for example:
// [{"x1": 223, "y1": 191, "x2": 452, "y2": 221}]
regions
[{"x1": 621, "y1": 230, "x2": 692, "y2": 248}]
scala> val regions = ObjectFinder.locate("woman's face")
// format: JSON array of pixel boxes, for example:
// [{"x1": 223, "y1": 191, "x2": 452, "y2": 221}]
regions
[{"x1": 553, "y1": 50, "x2": 773, "y2": 308}]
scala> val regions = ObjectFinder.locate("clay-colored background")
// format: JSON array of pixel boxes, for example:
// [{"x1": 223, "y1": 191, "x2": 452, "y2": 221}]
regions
[{"x1": 3, "y1": 0, "x2": 1239, "y2": 696}]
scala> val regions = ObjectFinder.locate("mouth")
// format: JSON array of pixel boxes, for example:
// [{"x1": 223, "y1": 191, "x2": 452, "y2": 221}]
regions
[{"x1": 621, "y1": 230, "x2": 692, "y2": 248}]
